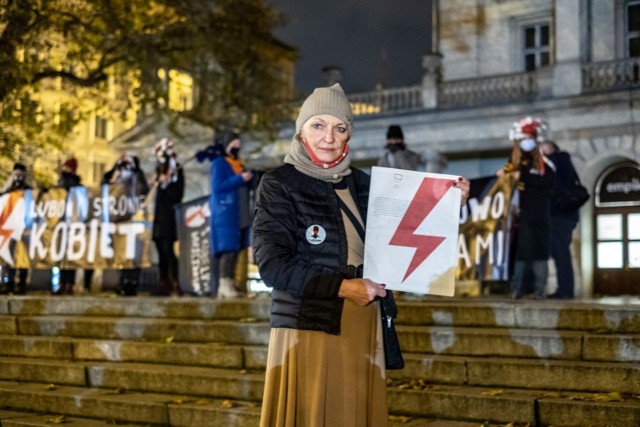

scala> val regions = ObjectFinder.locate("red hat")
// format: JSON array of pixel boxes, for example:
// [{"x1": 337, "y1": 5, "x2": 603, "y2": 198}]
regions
[{"x1": 62, "y1": 158, "x2": 78, "y2": 173}]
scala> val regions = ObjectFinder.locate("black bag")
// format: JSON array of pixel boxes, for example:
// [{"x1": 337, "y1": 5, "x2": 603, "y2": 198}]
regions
[
  {"x1": 555, "y1": 183, "x2": 590, "y2": 212},
  {"x1": 553, "y1": 163, "x2": 590, "y2": 212},
  {"x1": 379, "y1": 292, "x2": 404, "y2": 370}
]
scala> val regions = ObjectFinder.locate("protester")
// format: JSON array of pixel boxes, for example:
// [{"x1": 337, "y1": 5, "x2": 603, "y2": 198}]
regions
[
  {"x1": 152, "y1": 138, "x2": 184, "y2": 296},
  {"x1": 377, "y1": 124, "x2": 425, "y2": 170},
  {"x1": 0, "y1": 163, "x2": 32, "y2": 295},
  {"x1": 253, "y1": 84, "x2": 470, "y2": 426},
  {"x1": 498, "y1": 117, "x2": 555, "y2": 299},
  {"x1": 208, "y1": 131, "x2": 253, "y2": 299},
  {"x1": 55, "y1": 157, "x2": 82, "y2": 295},
  {"x1": 541, "y1": 141, "x2": 580, "y2": 299},
  {"x1": 103, "y1": 154, "x2": 150, "y2": 296}
]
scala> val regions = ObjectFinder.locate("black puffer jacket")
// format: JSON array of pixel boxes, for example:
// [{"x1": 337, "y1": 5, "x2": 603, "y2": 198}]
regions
[{"x1": 253, "y1": 164, "x2": 370, "y2": 335}]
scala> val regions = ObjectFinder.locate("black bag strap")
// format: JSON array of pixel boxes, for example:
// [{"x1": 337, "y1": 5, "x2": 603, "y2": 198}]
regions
[{"x1": 337, "y1": 196, "x2": 366, "y2": 242}]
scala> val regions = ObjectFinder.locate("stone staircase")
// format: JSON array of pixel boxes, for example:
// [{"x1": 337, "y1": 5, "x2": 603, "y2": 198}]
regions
[{"x1": 0, "y1": 295, "x2": 639, "y2": 426}]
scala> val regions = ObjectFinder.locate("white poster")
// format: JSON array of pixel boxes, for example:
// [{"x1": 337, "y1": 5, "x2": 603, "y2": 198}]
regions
[{"x1": 364, "y1": 167, "x2": 461, "y2": 296}]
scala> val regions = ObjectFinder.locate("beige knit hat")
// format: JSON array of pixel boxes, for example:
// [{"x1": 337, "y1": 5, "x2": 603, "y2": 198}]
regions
[{"x1": 295, "y1": 83, "x2": 353, "y2": 136}]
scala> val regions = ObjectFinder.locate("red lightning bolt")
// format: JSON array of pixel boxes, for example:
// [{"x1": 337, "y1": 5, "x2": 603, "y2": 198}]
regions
[{"x1": 389, "y1": 177, "x2": 454, "y2": 282}]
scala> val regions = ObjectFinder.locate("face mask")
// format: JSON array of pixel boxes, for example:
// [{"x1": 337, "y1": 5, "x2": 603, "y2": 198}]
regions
[
  {"x1": 519, "y1": 138, "x2": 537, "y2": 152},
  {"x1": 119, "y1": 169, "x2": 134, "y2": 181},
  {"x1": 386, "y1": 142, "x2": 406, "y2": 153},
  {"x1": 229, "y1": 147, "x2": 240, "y2": 158}
]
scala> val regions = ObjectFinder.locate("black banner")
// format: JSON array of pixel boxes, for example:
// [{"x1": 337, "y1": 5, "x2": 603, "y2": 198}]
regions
[{"x1": 176, "y1": 196, "x2": 214, "y2": 295}]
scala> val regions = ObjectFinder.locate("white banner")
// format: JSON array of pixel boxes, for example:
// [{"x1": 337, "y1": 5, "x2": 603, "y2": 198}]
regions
[{"x1": 364, "y1": 167, "x2": 461, "y2": 296}]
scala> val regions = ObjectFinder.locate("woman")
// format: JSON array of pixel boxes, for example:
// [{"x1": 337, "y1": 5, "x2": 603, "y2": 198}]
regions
[
  {"x1": 209, "y1": 131, "x2": 254, "y2": 299},
  {"x1": 499, "y1": 117, "x2": 555, "y2": 299},
  {"x1": 253, "y1": 84, "x2": 470, "y2": 426},
  {"x1": 152, "y1": 138, "x2": 184, "y2": 296}
]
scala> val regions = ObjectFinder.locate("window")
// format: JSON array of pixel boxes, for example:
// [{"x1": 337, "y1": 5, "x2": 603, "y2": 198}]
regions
[
  {"x1": 523, "y1": 23, "x2": 550, "y2": 71},
  {"x1": 627, "y1": 1, "x2": 640, "y2": 57},
  {"x1": 95, "y1": 115, "x2": 108, "y2": 139},
  {"x1": 92, "y1": 162, "x2": 106, "y2": 185}
]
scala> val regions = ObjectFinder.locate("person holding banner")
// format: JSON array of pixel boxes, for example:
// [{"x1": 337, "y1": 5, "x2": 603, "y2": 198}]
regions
[
  {"x1": 55, "y1": 157, "x2": 82, "y2": 295},
  {"x1": 103, "y1": 154, "x2": 150, "y2": 296},
  {"x1": 253, "y1": 83, "x2": 469, "y2": 426},
  {"x1": 0, "y1": 163, "x2": 32, "y2": 295},
  {"x1": 499, "y1": 117, "x2": 555, "y2": 299},
  {"x1": 209, "y1": 131, "x2": 253, "y2": 299}
]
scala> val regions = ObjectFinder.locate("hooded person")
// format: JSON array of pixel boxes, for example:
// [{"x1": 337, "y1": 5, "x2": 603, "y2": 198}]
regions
[
  {"x1": 377, "y1": 124, "x2": 424, "y2": 170},
  {"x1": 208, "y1": 130, "x2": 254, "y2": 299},
  {"x1": 499, "y1": 117, "x2": 556, "y2": 299},
  {"x1": 1, "y1": 162, "x2": 31, "y2": 195}
]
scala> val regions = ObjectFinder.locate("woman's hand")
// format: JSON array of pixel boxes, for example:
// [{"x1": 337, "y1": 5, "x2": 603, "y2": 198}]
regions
[
  {"x1": 338, "y1": 278, "x2": 386, "y2": 307},
  {"x1": 455, "y1": 177, "x2": 471, "y2": 206}
]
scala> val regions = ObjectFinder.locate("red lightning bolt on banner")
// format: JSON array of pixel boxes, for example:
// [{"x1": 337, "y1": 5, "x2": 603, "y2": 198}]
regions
[{"x1": 389, "y1": 177, "x2": 454, "y2": 282}]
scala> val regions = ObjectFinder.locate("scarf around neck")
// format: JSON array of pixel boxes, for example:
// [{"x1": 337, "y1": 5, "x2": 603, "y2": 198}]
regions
[{"x1": 284, "y1": 137, "x2": 352, "y2": 183}]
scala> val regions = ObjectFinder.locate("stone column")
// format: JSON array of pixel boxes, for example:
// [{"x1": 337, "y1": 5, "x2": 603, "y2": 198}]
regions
[
  {"x1": 553, "y1": 0, "x2": 584, "y2": 97},
  {"x1": 422, "y1": 53, "x2": 442, "y2": 109}
]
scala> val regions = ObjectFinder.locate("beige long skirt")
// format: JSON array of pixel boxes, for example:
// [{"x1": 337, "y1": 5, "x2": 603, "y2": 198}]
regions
[{"x1": 259, "y1": 299, "x2": 388, "y2": 427}]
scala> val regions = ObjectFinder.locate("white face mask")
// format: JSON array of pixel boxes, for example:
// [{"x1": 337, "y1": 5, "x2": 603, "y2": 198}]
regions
[
  {"x1": 119, "y1": 169, "x2": 134, "y2": 181},
  {"x1": 519, "y1": 138, "x2": 537, "y2": 152}
]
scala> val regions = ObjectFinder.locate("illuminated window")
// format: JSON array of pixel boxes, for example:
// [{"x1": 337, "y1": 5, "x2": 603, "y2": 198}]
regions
[
  {"x1": 168, "y1": 69, "x2": 194, "y2": 112},
  {"x1": 95, "y1": 116, "x2": 108, "y2": 139},
  {"x1": 597, "y1": 214, "x2": 623, "y2": 240},
  {"x1": 597, "y1": 242, "x2": 624, "y2": 268},
  {"x1": 630, "y1": 213, "x2": 640, "y2": 240},
  {"x1": 629, "y1": 242, "x2": 640, "y2": 267}
]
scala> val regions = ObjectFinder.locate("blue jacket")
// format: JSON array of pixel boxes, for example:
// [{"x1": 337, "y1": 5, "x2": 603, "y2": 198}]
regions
[{"x1": 209, "y1": 156, "x2": 249, "y2": 256}]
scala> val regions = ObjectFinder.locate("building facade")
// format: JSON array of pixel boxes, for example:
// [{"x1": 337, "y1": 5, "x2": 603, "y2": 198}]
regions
[{"x1": 246, "y1": 0, "x2": 640, "y2": 297}]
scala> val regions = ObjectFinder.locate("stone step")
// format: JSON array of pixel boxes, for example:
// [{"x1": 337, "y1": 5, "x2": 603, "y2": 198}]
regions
[
  {"x1": 3, "y1": 350, "x2": 636, "y2": 398},
  {"x1": 397, "y1": 300, "x2": 640, "y2": 332},
  {"x1": 4, "y1": 296, "x2": 271, "y2": 321},
  {"x1": 0, "y1": 315, "x2": 16, "y2": 334},
  {"x1": 394, "y1": 354, "x2": 640, "y2": 393},
  {"x1": 16, "y1": 315, "x2": 271, "y2": 345},
  {"x1": 0, "y1": 380, "x2": 260, "y2": 426},
  {"x1": 2, "y1": 379, "x2": 638, "y2": 426},
  {"x1": 387, "y1": 383, "x2": 640, "y2": 426},
  {"x1": 0, "y1": 335, "x2": 268, "y2": 369},
  {"x1": 0, "y1": 411, "x2": 146, "y2": 427},
  {"x1": 399, "y1": 325, "x2": 585, "y2": 359},
  {"x1": 5, "y1": 296, "x2": 640, "y2": 333},
  {"x1": 0, "y1": 410, "x2": 502, "y2": 427}
]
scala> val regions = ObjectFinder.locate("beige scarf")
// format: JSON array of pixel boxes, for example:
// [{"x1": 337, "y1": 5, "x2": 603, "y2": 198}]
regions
[{"x1": 284, "y1": 138, "x2": 352, "y2": 183}]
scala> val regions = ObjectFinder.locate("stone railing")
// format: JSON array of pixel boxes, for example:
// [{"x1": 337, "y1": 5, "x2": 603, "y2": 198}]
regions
[
  {"x1": 347, "y1": 85, "x2": 423, "y2": 115},
  {"x1": 582, "y1": 58, "x2": 640, "y2": 92},
  {"x1": 438, "y1": 72, "x2": 537, "y2": 108}
]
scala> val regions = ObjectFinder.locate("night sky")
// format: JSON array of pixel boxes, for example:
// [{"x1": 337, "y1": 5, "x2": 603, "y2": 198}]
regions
[{"x1": 269, "y1": 0, "x2": 432, "y2": 96}]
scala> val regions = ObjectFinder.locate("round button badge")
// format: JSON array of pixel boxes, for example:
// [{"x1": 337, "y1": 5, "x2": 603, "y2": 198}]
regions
[{"x1": 306, "y1": 224, "x2": 326, "y2": 245}]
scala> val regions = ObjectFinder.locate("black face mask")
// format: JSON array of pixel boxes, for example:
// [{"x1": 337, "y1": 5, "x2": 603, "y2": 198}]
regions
[
  {"x1": 229, "y1": 147, "x2": 240, "y2": 158},
  {"x1": 386, "y1": 142, "x2": 406, "y2": 153}
]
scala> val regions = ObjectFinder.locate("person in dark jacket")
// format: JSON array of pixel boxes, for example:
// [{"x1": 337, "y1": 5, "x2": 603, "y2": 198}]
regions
[
  {"x1": 499, "y1": 117, "x2": 555, "y2": 299},
  {"x1": 377, "y1": 124, "x2": 425, "y2": 170},
  {"x1": 541, "y1": 141, "x2": 580, "y2": 299},
  {"x1": 209, "y1": 131, "x2": 253, "y2": 299},
  {"x1": 103, "y1": 154, "x2": 150, "y2": 296},
  {"x1": 253, "y1": 84, "x2": 469, "y2": 426},
  {"x1": 152, "y1": 138, "x2": 184, "y2": 296},
  {"x1": 55, "y1": 157, "x2": 82, "y2": 295},
  {"x1": 0, "y1": 163, "x2": 32, "y2": 295}
]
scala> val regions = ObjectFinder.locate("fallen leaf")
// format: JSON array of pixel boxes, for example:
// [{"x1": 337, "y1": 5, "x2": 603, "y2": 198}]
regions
[
  {"x1": 165, "y1": 336, "x2": 174, "y2": 343},
  {"x1": 592, "y1": 392, "x2": 623, "y2": 402},
  {"x1": 221, "y1": 400, "x2": 235, "y2": 408},
  {"x1": 44, "y1": 384, "x2": 57, "y2": 391},
  {"x1": 482, "y1": 389, "x2": 505, "y2": 396},
  {"x1": 46, "y1": 415, "x2": 67, "y2": 424}
]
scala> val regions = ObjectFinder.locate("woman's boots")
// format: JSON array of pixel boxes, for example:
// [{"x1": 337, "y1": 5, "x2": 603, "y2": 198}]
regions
[{"x1": 217, "y1": 277, "x2": 240, "y2": 299}]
